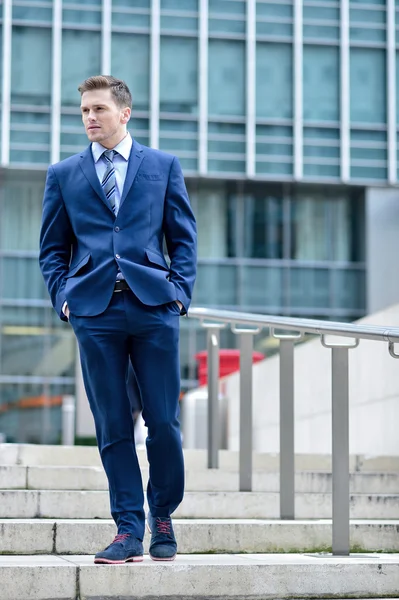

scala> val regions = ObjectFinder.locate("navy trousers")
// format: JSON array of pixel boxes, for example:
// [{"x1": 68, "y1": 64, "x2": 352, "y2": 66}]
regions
[{"x1": 69, "y1": 290, "x2": 184, "y2": 540}]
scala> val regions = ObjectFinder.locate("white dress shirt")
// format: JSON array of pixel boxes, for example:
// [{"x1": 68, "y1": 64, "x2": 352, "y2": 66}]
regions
[{"x1": 91, "y1": 132, "x2": 132, "y2": 216}]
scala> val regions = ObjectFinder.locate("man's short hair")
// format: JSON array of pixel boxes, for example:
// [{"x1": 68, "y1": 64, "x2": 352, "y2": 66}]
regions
[{"x1": 78, "y1": 75, "x2": 132, "y2": 109}]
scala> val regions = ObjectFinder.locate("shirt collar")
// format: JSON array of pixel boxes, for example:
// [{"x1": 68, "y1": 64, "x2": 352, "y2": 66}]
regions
[{"x1": 92, "y1": 132, "x2": 132, "y2": 163}]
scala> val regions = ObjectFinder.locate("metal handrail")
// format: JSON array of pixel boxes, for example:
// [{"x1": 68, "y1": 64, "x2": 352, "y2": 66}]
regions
[{"x1": 187, "y1": 306, "x2": 399, "y2": 557}]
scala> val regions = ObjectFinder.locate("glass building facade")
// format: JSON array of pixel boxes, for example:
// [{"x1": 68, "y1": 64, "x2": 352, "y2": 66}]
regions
[{"x1": 0, "y1": 0, "x2": 393, "y2": 441}]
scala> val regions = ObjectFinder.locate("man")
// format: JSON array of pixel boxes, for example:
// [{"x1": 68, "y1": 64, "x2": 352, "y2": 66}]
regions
[{"x1": 39, "y1": 75, "x2": 197, "y2": 564}]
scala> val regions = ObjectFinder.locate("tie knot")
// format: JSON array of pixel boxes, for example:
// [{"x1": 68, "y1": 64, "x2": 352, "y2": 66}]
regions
[{"x1": 103, "y1": 149, "x2": 115, "y2": 162}]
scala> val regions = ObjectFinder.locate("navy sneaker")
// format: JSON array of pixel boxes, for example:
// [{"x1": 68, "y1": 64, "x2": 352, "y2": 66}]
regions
[
  {"x1": 147, "y1": 512, "x2": 177, "y2": 561},
  {"x1": 94, "y1": 533, "x2": 144, "y2": 564}
]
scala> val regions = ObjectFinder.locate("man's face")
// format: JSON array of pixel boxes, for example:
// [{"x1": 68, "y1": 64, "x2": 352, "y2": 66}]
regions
[{"x1": 80, "y1": 88, "x2": 131, "y2": 149}]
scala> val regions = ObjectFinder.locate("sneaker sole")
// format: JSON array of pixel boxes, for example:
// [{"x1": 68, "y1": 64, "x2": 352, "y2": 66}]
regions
[
  {"x1": 94, "y1": 556, "x2": 144, "y2": 565},
  {"x1": 146, "y1": 521, "x2": 177, "y2": 562}
]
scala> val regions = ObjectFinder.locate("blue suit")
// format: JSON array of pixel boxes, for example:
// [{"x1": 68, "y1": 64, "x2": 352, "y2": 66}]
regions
[{"x1": 39, "y1": 140, "x2": 197, "y2": 539}]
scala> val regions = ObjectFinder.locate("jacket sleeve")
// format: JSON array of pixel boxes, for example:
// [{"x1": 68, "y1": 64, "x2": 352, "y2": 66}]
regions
[
  {"x1": 39, "y1": 166, "x2": 74, "y2": 321},
  {"x1": 163, "y1": 157, "x2": 197, "y2": 314}
]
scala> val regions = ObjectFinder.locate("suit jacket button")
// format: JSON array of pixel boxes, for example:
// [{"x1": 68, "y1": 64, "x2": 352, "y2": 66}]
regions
[
  {"x1": 115, "y1": 254, "x2": 120, "y2": 259},
  {"x1": 115, "y1": 226, "x2": 120, "y2": 232}
]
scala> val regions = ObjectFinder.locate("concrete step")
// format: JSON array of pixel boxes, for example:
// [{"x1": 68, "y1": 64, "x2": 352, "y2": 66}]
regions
[
  {"x1": 1, "y1": 518, "x2": 399, "y2": 555},
  {"x1": 2, "y1": 443, "x2": 399, "y2": 472},
  {"x1": 1, "y1": 553, "x2": 399, "y2": 600},
  {"x1": 0, "y1": 489, "x2": 398, "y2": 519},
  {"x1": 2, "y1": 464, "x2": 399, "y2": 494}
]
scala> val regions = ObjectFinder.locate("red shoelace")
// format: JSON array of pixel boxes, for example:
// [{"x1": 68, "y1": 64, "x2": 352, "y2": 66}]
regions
[
  {"x1": 112, "y1": 533, "x2": 131, "y2": 544},
  {"x1": 156, "y1": 518, "x2": 171, "y2": 534}
]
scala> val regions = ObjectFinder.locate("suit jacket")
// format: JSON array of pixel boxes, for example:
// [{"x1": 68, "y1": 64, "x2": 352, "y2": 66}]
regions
[{"x1": 39, "y1": 140, "x2": 197, "y2": 322}]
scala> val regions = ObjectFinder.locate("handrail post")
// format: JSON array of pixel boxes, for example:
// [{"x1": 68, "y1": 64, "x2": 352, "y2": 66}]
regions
[
  {"x1": 202, "y1": 323, "x2": 225, "y2": 469},
  {"x1": 232, "y1": 326, "x2": 261, "y2": 492},
  {"x1": 272, "y1": 329, "x2": 303, "y2": 520},
  {"x1": 321, "y1": 335, "x2": 359, "y2": 556}
]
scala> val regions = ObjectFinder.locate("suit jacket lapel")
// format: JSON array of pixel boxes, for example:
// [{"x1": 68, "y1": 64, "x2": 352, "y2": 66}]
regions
[
  {"x1": 120, "y1": 140, "x2": 145, "y2": 207},
  {"x1": 79, "y1": 146, "x2": 114, "y2": 214}
]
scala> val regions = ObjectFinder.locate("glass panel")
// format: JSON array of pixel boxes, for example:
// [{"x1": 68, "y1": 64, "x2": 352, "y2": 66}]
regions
[
  {"x1": 208, "y1": 40, "x2": 245, "y2": 116},
  {"x1": 256, "y1": 21, "x2": 293, "y2": 37},
  {"x1": 11, "y1": 112, "x2": 50, "y2": 125},
  {"x1": 350, "y1": 147, "x2": 387, "y2": 160},
  {"x1": 111, "y1": 34, "x2": 150, "y2": 112},
  {"x1": 193, "y1": 264, "x2": 237, "y2": 306},
  {"x1": 161, "y1": 15, "x2": 198, "y2": 30},
  {"x1": 256, "y1": 2, "x2": 293, "y2": 18},
  {"x1": 11, "y1": 27, "x2": 52, "y2": 106},
  {"x1": 351, "y1": 129, "x2": 386, "y2": 142},
  {"x1": 9, "y1": 149, "x2": 50, "y2": 164},
  {"x1": 350, "y1": 48, "x2": 386, "y2": 124},
  {"x1": 303, "y1": 144, "x2": 340, "y2": 158},
  {"x1": 256, "y1": 161, "x2": 292, "y2": 175},
  {"x1": 291, "y1": 194, "x2": 329, "y2": 260},
  {"x1": 161, "y1": 0, "x2": 198, "y2": 9},
  {"x1": 242, "y1": 266, "x2": 283, "y2": 307},
  {"x1": 331, "y1": 193, "x2": 362, "y2": 262},
  {"x1": 208, "y1": 139, "x2": 245, "y2": 153},
  {"x1": 350, "y1": 26, "x2": 386, "y2": 42},
  {"x1": 335, "y1": 269, "x2": 366, "y2": 310},
  {"x1": 243, "y1": 195, "x2": 283, "y2": 259},
  {"x1": 208, "y1": 159, "x2": 246, "y2": 172},
  {"x1": 350, "y1": 165, "x2": 387, "y2": 179},
  {"x1": 60, "y1": 132, "x2": 88, "y2": 147},
  {"x1": 256, "y1": 141, "x2": 292, "y2": 155},
  {"x1": 12, "y1": 5, "x2": 52, "y2": 21},
  {"x1": 112, "y1": 11, "x2": 151, "y2": 28},
  {"x1": 190, "y1": 182, "x2": 229, "y2": 258},
  {"x1": 113, "y1": 0, "x2": 150, "y2": 6},
  {"x1": 1, "y1": 258, "x2": 47, "y2": 300},
  {"x1": 209, "y1": 18, "x2": 246, "y2": 34},
  {"x1": 208, "y1": 122, "x2": 245, "y2": 134},
  {"x1": 304, "y1": 127, "x2": 339, "y2": 139},
  {"x1": 303, "y1": 6, "x2": 339, "y2": 19},
  {"x1": 303, "y1": 24, "x2": 339, "y2": 40},
  {"x1": 160, "y1": 120, "x2": 197, "y2": 132},
  {"x1": 10, "y1": 130, "x2": 50, "y2": 145},
  {"x1": 256, "y1": 125, "x2": 292, "y2": 138},
  {"x1": 159, "y1": 137, "x2": 197, "y2": 151},
  {"x1": 303, "y1": 163, "x2": 340, "y2": 177},
  {"x1": 289, "y1": 268, "x2": 330, "y2": 308},
  {"x1": 256, "y1": 43, "x2": 293, "y2": 119},
  {"x1": 0, "y1": 177, "x2": 45, "y2": 251},
  {"x1": 178, "y1": 157, "x2": 197, "y2": 170},
  {"x1": 303, "y1": 45, "x2": 339, "y2": 122},
  {"x1": 61, "y1": 30, "x2": 101, "y2": 106},
  {"x1": 160, "y1": 37, "x2": 198, "y2": 114},
  {"x1": 350, "y1": 8, "x2": 386, "y2": 23},
  {"x1": 209, "y1": 0, "x2": 246, "y2": 15},
  {"x1": 62, "y1": 9, "x2": 101, "y2": 24}
]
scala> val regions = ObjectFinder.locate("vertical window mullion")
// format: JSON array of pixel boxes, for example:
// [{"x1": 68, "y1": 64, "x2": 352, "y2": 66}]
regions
[
  {"x1": 150, "y1": 0, "x2": 160, "y2": 149},
  {"x1": 199, "y1": 0, "x2": 208, "y2": 175},
  {"x1": 51, "y1": 0, "x2": 62, "y2": 165},
  {"x1": 294, "y1": 0, "x2": 303, "y2": 180},
  {"x1": 246, "y1": 0, "x2": 256, "y2": 178},
  {"x1": 1, "y1": 0, "x2": 12, "y2": 166},
  {"x1": 102, "y1": 0, "x2": 112, "y2": 75},
  {"x1": 340, "y1": 0, "x2": 350, "y2": 182},
  {"x1": 387, "y1": 0, "x2": 396, "y2": 184}
]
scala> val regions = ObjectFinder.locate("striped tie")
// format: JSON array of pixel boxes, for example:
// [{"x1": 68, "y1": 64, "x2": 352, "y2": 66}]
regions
[{"x1": 102, "y1": 150, "x2": 116, "y2": 213}]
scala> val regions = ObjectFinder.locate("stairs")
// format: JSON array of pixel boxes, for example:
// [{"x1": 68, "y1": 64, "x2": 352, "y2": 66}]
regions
[{"x1": 1, "y1": 443, "x2": 399, "y2": 599}]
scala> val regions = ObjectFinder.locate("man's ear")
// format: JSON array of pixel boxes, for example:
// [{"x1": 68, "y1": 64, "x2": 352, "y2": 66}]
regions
[{"x1": 121, "y1": 108, "x2": 131, "y2": 124}]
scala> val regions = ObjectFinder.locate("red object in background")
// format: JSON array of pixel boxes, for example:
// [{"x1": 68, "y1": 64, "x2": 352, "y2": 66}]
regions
[{"x1": 195, "y1": 349, "x2": 264, "y2": 386}]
